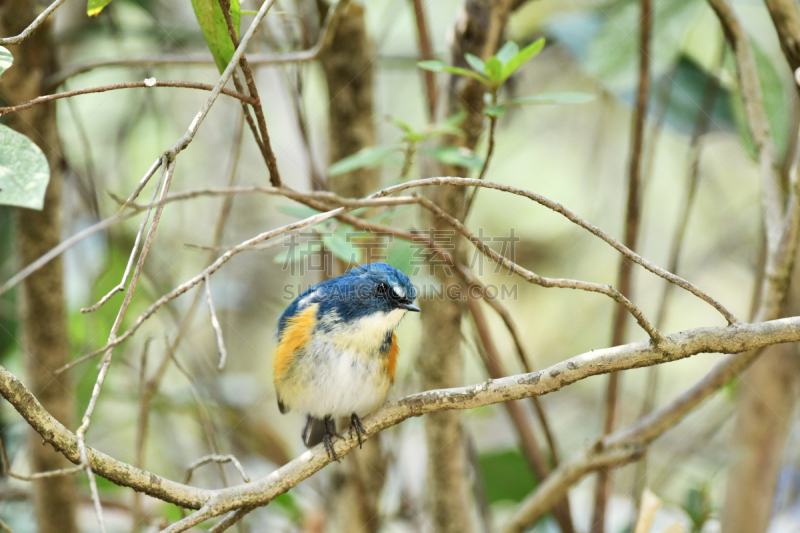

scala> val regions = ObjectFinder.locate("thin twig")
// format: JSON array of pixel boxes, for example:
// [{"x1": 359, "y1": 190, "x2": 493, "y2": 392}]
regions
[
  {"x1": 410, "y1": 0, "x2": 437, "y2": 119},
  {"x1": 204, "y1": 275, "x2": 228, "y2": 371},
  {"x1": 208, "y1": 509, "x2": 252, "y2": 533},
  {"x1": 47, "y1": 0, "x2": 349, "y2": 87},
  {"x1": 77, "y1": 157, "x2": 176, "y2": 533},
  {"x1": 6, "y1": 465, "x2": 83, "y2": 481},
  {"x1": 56, "y1": 205, "x2": 347, "y2": 374},
  {"x1": 373, "y1": 177, "x2": 738, "y2": 324},
  {"x1": 593, "y1": 0, "x2": 652, "y2": 526},
  {"x1": 0, "y1": 81, "x2": 255, "y2": 117},
  {"x1": 415, "y1": 194, "x2": 663, "y2": 342},
  {"x1": 0, "y1": 0, "x2": 65, "y2": 45},
  {"x1": 82, "y1": 159, "x2": 168, "y2": 314},
  {"x1": 184, "y1": 455, "x2": 250, "y2": 485}
]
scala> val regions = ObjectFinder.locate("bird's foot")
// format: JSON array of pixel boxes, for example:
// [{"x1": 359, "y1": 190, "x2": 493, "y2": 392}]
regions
[
  {"x1": 323, "y1": 416, "x2": 343, "y2": 461},
  {"x1": 349, "y1": 413, "x2": 370, "y2": 448}
]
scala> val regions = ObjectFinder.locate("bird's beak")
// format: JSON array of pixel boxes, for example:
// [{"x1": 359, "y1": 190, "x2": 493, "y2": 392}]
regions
[{"x1": 398, "y1": 302, "x2": 421, "y2": 312}]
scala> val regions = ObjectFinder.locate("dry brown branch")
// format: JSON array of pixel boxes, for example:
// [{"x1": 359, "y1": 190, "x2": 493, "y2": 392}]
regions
[
  {"x1": 0, "y1": 81, "x2": 255, "y2": 117},
  {"x1": 764, "y1": 0, "x2": 800, "y2": 72},
  {"x1": 376, "y1": 177, "x2": 738, "y2": 324},
  {"x1": 707, "y1": 0, "x2": 782, "y2": 247},
  {"x1": 218, "y1": 0, "x2": 283, "y2": 186},
  {"x1": 0, "y1": 0, "x2": 64, "y2": 45},
  {"x1": 203, "y1": 275, "x2": 228, "y2": 371},
  {"x1": 410, "y1": 0, "x2": 437, "y2": 119},
  {"x1": 184, "y1": 455, "x2": 250, "y2": 485},
  {"x1": 6, "y1": 465, "x2": 83, "y2": 481},
  {"x1": 2, "y1": 318, "x2": 799, "y2": 529},
  {"x1": 415, "y1": 194, "x2": 662, "y2": 341}
]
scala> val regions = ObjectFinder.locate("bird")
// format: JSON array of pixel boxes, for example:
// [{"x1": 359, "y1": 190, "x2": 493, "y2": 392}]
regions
[{"x1": 273, "y1": 262, "x2": 419, "y2": 460}]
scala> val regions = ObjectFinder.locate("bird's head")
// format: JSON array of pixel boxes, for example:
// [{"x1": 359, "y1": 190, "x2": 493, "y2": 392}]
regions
[{"x1": 325, "y1": 262, "x2": 419, "y2": 321}]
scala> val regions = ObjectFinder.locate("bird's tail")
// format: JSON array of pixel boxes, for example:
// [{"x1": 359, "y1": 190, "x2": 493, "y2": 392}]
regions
[{"x1": 302, "y1": 415, "x2": 327, "y2": 447}]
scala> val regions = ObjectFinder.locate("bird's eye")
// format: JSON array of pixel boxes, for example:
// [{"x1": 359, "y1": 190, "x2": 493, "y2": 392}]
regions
[{"x1": 377, "y1": 281, "x2": 389, "y2": 296}]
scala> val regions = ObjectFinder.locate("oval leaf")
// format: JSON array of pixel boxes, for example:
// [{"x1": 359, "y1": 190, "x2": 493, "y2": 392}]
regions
[
  {"x1": 502, "y1": 37, "x2": 545, "y2": 81},
  {"x1": 485, "y1": 57, "x2": 503, "y2": 82},
  {"x1": 496, "y1": 41, "x2": 519, "y2": 65},
  {"x1": 504, "y1": 92, "x2": 595, "y2": 105},
  {"x1": 465, "y1": 53, "x2": 486, "y2": 75},
  {"x1": 0, "y1": 124, "x2": 51, "y2": 210},
  {"x1": 190, "y1": 0, "x2": 241, "y2": 74}
]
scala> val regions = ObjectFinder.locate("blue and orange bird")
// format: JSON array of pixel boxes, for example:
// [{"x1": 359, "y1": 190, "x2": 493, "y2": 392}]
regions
[{"x1": 273, "y1": 262, "x2": 419, "y2": 459}]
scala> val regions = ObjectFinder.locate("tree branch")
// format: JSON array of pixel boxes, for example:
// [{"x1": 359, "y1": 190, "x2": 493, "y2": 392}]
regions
[
  {"x1": 2, "y1": 318, "x2": 799, "y2": 528},
  {"x1": 0, "y1": 0, "x2": 65, "y2": 45},
  {"x1": 0, "y1": 81, "x2": 256, "y2": 117}
]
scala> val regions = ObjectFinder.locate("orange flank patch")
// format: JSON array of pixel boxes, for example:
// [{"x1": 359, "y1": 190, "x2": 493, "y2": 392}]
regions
[
  {"x1": 386, "y1": 332, "x2": 399, "y2": 383},
  {"x1": 273, "y1": 304, "x2": 318, "y2": 384}
]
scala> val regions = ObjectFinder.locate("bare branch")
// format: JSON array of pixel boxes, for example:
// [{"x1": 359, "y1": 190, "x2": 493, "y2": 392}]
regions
[
  {"x1": 6, "y1": 464, "x2": 83, "y2": 481},
  {"x1": 2, "y1": 318, "x2": 799, "y2": 526},
  {"x1": 0, "y1": 81, "x2": 256, "y2": 117},
  {"x1": 184, "y1": 455, "x2": 250, "y2": 485},
  {"x1": 375, "y1": 177, "x2": 738, "y2": 324},
  {"x1": 415, "y1": 194, "x2": 663, "y2": 342},
  {"x1": 56, "y1": 205, "x2": 347, "y2": 374},
  {"x1": 203, "y1": 275, "x2": 228, "y2": 371},
  {"x1": 47, "y1": 0, "x2": 349, "y2": 87},
  {"x1": 764, "y1": 0, "x2": 800, "y2": 72},
  {"x1": 0, "y1": 0, "x2": 65, "y2": 45},
  {"x1": 707, "y1": 0, "x2": 782, "y2": 245}
]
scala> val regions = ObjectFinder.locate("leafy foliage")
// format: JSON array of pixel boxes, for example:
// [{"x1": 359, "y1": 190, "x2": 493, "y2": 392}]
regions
[
  {"x1": 418, "y1": 39, "x2": 593, "y2": 119},
  {"x1": 0, "y1": 125, "x2": 50, "y2": 210},
  {"x1": 190, "y1": 0, "x2": 241, "y2": 74}
]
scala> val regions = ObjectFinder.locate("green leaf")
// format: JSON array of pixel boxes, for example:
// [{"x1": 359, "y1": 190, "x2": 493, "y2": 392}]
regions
[
  {"x1": 323, "y1": 233, "x2": 362, "y2": 264},
  {"x1": 484, "y1": 104, "x2": 507, "y2": 118},
  {"x1": 329, "y1": 144, "x2": 402, "y2": 177},
  {"x1": 190, "y1": 0, "x2": 241, "y2": 74},
  {"x1": 0, "y1": 47, "x2": 13, "y2": 80},
  {"x1": 503, "y1": 92, "x2": 595, "y2": 105},
  {"x1": 87, "y1": 0, "x2": 113, "y2": 16},
  {"x1": 0, "y1": 124, "x2": 50, "y2": 210},
  {"x1": 424, "y1": 146, "x2": 483, "y2": 169},
  {"x1": 502, "y1": 37, "x2": 545, "y2": 81},
  {"x1": 496, "y1": 41, "x2": 519, "y2": 65},
  {"x1": 464, "y1": 53, "x2": 486, "y2": 75},
  {"x1": 484, "y1": 56, "x2": 503, "y2": 82},
  {"x1": 417, "y1": 61, "x2": 490, "y2": 85}
]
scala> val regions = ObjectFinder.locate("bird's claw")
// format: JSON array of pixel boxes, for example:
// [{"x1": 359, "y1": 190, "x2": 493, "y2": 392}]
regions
[{"x1": 349, "y1": 413, "x2": 370, "y2": 448}]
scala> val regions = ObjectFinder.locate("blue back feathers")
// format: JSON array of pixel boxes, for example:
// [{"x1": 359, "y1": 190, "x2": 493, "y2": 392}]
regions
[{"x1": 277, "y1": 262, "x2": 416, "y2": 339}]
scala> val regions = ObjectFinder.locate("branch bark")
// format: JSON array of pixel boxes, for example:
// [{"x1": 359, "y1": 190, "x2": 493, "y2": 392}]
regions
[
  {"x1": 2, "y1": 318, "x2": 800, "y2": 528},
  {"x1": 0, "y1": 1, "x2": 78, "y2": 531}
]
